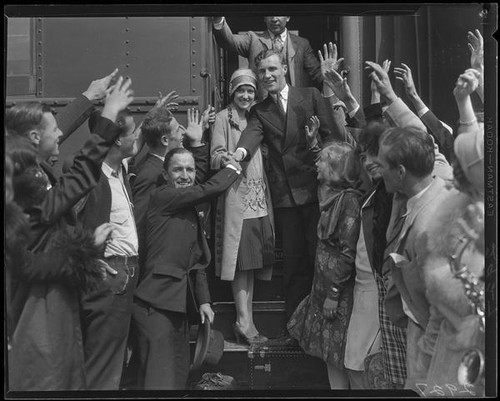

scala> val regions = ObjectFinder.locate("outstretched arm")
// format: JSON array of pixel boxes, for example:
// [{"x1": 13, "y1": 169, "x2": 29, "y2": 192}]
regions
[
  {"x1": 453, "y1": 69, "x2": 481, "y2": 135},
  {"x1": 56, "y1": 68, "x2": 120, "y2": 146}
]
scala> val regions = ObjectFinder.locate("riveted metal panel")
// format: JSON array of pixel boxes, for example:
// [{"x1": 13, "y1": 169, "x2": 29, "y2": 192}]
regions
[
  {"x1": 41, "y1": 17, "x2": 126, "y2": 98},
  {"x1": 119, "y1": 17, "x2": 194, "y2": 99},
  {"x1": 39, "y1": 16, "x2": 206, "y2": 106}
]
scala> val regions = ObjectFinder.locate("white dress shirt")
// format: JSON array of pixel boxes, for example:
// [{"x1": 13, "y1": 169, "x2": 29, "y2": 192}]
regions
[{"x1": 102, "y1": 162, "x2": 139, "y2": 258}]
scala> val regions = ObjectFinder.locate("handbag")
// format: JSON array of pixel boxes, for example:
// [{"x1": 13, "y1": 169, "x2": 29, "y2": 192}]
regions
[{"x1": 363, "y1": 329, "x2": 391, "y2": 389}]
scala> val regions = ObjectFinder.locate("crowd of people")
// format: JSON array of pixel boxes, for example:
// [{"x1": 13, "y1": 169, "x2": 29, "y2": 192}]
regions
[{"x1": 5, "y1": 15, "x2": 485, "y2": 395}]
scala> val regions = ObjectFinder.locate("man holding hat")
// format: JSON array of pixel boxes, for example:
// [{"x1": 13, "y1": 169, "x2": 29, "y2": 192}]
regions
[{"x1": 132, "y1": 146, "x2": 242, "y2": 389}]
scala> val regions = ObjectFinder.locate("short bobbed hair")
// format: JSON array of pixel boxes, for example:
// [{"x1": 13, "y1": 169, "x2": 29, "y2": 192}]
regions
[{"x1": 320, "y1": 141, "x2": 361, "y2": 188}]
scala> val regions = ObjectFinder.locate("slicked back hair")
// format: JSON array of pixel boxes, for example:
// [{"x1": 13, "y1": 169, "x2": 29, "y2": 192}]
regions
[
  {"x1": 379, "y1": 127, "x2": 435, "y2": 178},
  {"x1": 254, "y1": 48, "x2": 286, "y2": 68},
  {"x1": 141, "y1": 107, "x2": 174, "y2": 148},
  {"x1": 5, "y1": 102, "x2": 52, "y2": 138}
]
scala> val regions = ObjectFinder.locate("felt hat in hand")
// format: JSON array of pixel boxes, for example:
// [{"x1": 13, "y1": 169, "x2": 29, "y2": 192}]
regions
[{"x1": 191, "y1": 320, "x2": 224, "y2": 371}]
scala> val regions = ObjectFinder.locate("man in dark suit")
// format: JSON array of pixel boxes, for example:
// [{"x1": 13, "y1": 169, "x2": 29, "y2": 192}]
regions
[
  {"x1": 213, "y1": 16, "x2": 323, "y2": 98},
  {"x1": 232, "y1": 49, "x2": 344, "y2": 337},
  {"x1": 132, "y1": 147, "x2": 241, "y2": 389},
  {"x1": 131, "y1": 106, "x2": 214, "y2": 245}
]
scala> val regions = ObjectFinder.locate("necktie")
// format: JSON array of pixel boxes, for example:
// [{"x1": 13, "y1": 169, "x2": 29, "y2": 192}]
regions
[
  {"x1": 274, "y1": 94, "x2": 286, "y2": 120},
  {"x1": 272, "y1": 35, "x2": 284, "y2": 52}
]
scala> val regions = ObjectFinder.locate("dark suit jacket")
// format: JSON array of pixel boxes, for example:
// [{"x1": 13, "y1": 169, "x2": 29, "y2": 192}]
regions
[
  {"x1": 30, "y1": 116, "x2": 121, "y2": 252},
  {"x1": 214, "y1": 21, "x2": 323, "y2": 91},
  {"x1": 360, "y1": 180, "x2": 393, "y2": 277},
  {"x1": 131, "y1": 153, "x2": 164, "y2": 235},
  {"x1": 237, "y1": 86, "x2": 344, "y2": 207},
  {"x1": 134, "y1": 166, "x2": 240, "y2": 314},
  {"x1": 42, "y1": 95, "x2": 95, "y2": 186},
  {"x1": 420, "y1": 110, "x2": 454, "y2": 162},
  {"x1": 78, "y1": 164, "x2": 134, "y2": 234}
]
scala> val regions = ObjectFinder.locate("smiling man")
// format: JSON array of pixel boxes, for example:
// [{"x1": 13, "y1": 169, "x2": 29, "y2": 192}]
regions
[
  {"x1": 132, "y1": 147, "x2": 241, "y2": 389},
  {"x1": 230, "y1": 49, "x2": 344, "y2": 343}
]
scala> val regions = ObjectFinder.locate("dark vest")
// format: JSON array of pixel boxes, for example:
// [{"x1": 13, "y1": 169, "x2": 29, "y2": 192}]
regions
[{"x1": 79, "y1": 165, "x2": 134, "y2": 232}]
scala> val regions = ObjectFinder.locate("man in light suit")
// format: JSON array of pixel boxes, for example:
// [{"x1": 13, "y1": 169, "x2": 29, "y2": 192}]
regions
[
  {"x1": 232, "y1": 49, "x2": 344, "y2": 339},
  {"x1": 377, "y1": 126, "x2": 454, "y2": 389},
  {"x1": 213, "y1": 16, "x2": 323, "y2": 98}
]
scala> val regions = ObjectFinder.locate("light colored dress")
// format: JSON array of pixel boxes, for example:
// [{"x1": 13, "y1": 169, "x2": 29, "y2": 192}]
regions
[
  {"x1": 211, "y1": 106, "x2": 274, "y2": 281},
  {"x1": 343, "y1": 224, "x2": 381, "y2": 371}
]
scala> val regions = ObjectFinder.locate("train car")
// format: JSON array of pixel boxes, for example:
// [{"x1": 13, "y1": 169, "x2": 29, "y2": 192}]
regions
[{"x1": 4, "y1": 3, "x2": 494, "y2": 393}]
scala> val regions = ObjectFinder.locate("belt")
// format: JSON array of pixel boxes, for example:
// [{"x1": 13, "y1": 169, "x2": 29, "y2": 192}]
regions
[
  {"x1": 105, "y1": 255, "x2": 138, "y2": 278},
  {"x1": 105, "y1": 255, "x2": 138, "y2": 264}
]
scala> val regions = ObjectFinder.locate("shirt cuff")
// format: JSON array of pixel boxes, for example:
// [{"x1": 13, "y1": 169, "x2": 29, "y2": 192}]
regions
[
  {"x1": 417, "y1": 106, "x2": 429, "y2": 118},
  {"x1": 348, "y1": 103, "x2": 360, "y2": 119},
  {"x1": 213, "y1": 17, "x2": 225, "y2": 30},
  {"x1": 225, "y1": 164, "x2": 239, "y2": 173},
  {"x1": 235, "y1": 147, "x2": 247, "y2": 161},
  {"x1": 322, "y1": 84, "x2": 335, "y2": 98}
]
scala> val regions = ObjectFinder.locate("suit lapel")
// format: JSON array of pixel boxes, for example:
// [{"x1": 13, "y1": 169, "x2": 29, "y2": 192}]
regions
[
  {"x1": 287, "y1": 33, "x2": 297, "y2": 85},
  {"x1": 258, "y1": 31, "x2": 273, "y2": 50},
  {"x1": 259, "y1": 96, "x2": 286, "y2": 152},
  {"x1": 283, "y1": 87, "x2": 302, "y2": 151},
  {"x1": 361, "y1": 188, "x2": 377, "y2": 272}
]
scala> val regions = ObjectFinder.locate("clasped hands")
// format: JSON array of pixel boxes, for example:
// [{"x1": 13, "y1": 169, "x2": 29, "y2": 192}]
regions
[{"x1": 220, "y1": 152, "x2": 243, "y2": 172}]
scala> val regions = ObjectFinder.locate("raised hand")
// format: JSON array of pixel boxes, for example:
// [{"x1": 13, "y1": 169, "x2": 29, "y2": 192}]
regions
[
  {"x1": 467, "y1": 29, "x2": 483, "y2": 72},
  {"x1": 394, "y1": 62, "x2": 418, "y2": 98},
  {"x1": 102, "y1": 76, "x2": 134, "y2": 122},
  {"x1": 184, "y1": 107, "x2": 203, "y2": 146},
  {"x1": 365, "y1": 60, "x2": 397, "y2": 104},
  {"x1": 324, "y1": 67, "x2": 353, "y2": 103},
  {"x1": 318, "y1": 42, "x2": 344, "y2": 78},
  {"x1": 83, "y1": 68, "x2": 119, "y2": 102},
  {"x1": 453, "y1": 68, "x2": 481, "y2": 99},
  {"x1": 304, "y1": 115, "x2": 320, "y2": 147},
  {"x1": 155, "y1": 90, "x2": 179, "y2": 112},
  {"x1": 201, "y1": 105, "x2": 216, "y2": 131}
]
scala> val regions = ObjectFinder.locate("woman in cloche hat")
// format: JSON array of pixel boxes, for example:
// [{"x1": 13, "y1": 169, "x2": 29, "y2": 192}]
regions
[{"x1": 210, "y1": 69, "x2": 275, "y2": 345}]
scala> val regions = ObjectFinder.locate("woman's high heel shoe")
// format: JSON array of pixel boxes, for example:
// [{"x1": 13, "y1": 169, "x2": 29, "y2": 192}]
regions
[{"x1": 233, "y1": 323, "x2": 268, "y2": 345}]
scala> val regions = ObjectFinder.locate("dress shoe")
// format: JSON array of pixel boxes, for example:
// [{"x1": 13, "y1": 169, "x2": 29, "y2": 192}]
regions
[
  {"x1": 266, "y1": 329, "x2": 299, "y2": 347},
  {"x1": 233, "y1": 323, "x2": 268, "y2": 345}
]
